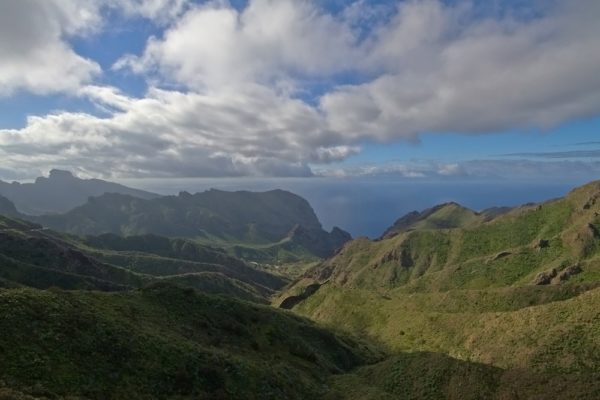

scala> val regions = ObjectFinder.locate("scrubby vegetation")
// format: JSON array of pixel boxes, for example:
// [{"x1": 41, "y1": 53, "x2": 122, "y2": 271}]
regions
[
  {"x1": 0, "y1": 285, "x2": 378, "y2": 399},
  {"x1": 2, "y1": 181, "x2": 600, "y2": 398},
  {"x1": 280, "y1": 181, "x2": 600, "y2": 398}
]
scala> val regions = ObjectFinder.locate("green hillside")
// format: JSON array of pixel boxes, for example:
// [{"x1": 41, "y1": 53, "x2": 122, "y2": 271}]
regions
[
  {"x1": 290, "y1": 181, "x2": 600, "y2": 292},
  {"x1": 278, "y1": 180, "x2": 600, "y2": 397},
  {"x1": 0, "y1": 215, "x2": 286, "y2": 302},
  {"x1": 326, "y1": 351, "x2": 600, "y2": 400},
  {"x1": 381, "y1": 202, "x2": 486, "y2": 238}
]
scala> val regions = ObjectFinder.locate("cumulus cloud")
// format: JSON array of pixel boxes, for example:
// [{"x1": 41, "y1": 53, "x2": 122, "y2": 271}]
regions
[
  {"x1": 321, "y1": 0, "x2": 600, "y2": 140},
  {"x1": 0, "y1": 0, "x2": 187, "y2": 96},
  {"x1": 0, "y1": 84, "x2": 349, "y2": 178},
  {"x1": 2, "y1": 0, "x2": 600, "y2": 178},
  {"x1": 0, "y1": 0, "x2": 102, "y2": 95},
  {"x1": 115, "y1": 0, "x2": 359, "y2": 90}
]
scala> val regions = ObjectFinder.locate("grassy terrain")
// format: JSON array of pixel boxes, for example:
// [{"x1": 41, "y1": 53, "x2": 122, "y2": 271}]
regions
[
  {"x1": 291, "y1": 182, "x2": 600, "y2": 292},
  {"x1": 292, "y1": 283, "x2": 600, "y2": 371},
  {"x1": 382, "y1": 202, "x2": 484, "y2": 238},
  {"x1": 278, "y1": 180, "x2": 600, "y2": 397},
  {"x1": 326, "y1": 352, "x2": 600, "y2": 400}
]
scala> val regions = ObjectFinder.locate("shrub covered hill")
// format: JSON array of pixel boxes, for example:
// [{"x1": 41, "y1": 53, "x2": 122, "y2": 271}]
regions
[
  {"x1": 0, "y1": 214, "x2": 379, "y2": 399},
  {"x1": 0, "y1": 285, "x2": 380, "y2": 400},
  {"x1": 2, "y1": 181, "x2": 600, "y2": 399},
  {"x1": 279, "y1": 180, "x2": 600, "y2": 399},
  {"x1": 25, "y1": 189, "x2": 351, "y2": 262},
  {"x1": 0, "y1": 213, "x2": 289, "y2": 302}
]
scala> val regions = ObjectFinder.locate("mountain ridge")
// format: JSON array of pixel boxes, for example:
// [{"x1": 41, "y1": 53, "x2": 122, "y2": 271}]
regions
[
  {"x1": 381, "y1": 201, "x2": 512, "y2": 239},
  {"x1": 0, "y1": 214, "x2": 287, "y2": 302},
  {"x1": 0, "y1": 169, "x2": 159, "y2": 215},
  {"x1": 25, "y1": 189, "x2": 351, "y2": 260}
]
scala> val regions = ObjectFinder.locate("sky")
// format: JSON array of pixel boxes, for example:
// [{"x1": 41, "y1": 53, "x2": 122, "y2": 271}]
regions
[{"x1": 0, "y1": 0, "x2": 600, "y2": 182}]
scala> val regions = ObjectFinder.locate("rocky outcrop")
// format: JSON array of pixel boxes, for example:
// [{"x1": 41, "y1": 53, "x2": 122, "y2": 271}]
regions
[
  {"x1": 0, "y1": 196, "x2": 20, "y2": 218},
  {"x1": 533, "y1": 269, "x2": 558, "y2": 285},
  {"x1": 551, "y1": 265, "x2": 583, "y2": 284},
  {"x1": 533, "y1": 265, "x2": 583, "y2": 285}
]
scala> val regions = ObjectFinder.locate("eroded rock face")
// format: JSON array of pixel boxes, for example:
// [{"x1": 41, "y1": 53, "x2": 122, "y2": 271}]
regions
[
  {"x1": 533, "y1": 269, "x2": 557, "y2": 285},
  {"x1": 533, "y1": 265, "x2": 583, "y2": 285},
  {"x1": 551, "y1": 265, "x2": 583, "y2": 284},
  {"x1": 375, "y1": 248, "x2": 414, "y2": 269}
]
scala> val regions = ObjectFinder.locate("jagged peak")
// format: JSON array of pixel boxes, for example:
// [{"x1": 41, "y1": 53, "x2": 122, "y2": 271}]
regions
[{"x1": 48, "y1": 169, "x2": 75, "y2": 179}]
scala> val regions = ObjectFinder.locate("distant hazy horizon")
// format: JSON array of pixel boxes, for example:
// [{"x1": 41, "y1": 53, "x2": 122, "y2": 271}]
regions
[{"x1": 118, "y1": 177, "x2": 587, "y2": 238}]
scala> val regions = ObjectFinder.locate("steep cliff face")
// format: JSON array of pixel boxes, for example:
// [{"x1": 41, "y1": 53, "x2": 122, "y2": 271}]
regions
[{"x1": 27, "y1": 188, "x2": 351, "y2": 259}]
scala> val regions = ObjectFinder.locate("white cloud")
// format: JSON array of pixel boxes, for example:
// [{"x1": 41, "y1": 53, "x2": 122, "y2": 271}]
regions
[
  {"x1": 0, "y1": 0, "x2": 102, "y2": 95},
  {"x1": 0, "y1": 0, "x2": 188, "y2": 96},
  {"x1": 0, "y1": 84, "x2": 350, "y2": 178},
  {"x1": 110, "y1": 0, "x2": 188, "y2": 24},
  {"x1": 116, "y1": 0, "x2": 358, "y2": 89}
]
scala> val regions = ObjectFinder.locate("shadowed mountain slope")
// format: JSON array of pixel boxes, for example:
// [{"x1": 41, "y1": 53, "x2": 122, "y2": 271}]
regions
[
  {"x1": 0, "y1": 284, "x2": 377, "y2": 400},
  {"x1": 29, "y1": 189, "x2": 351, "y2": 259},
  {"x1": 0, "y1": 215, "x2": 286, "y2": 302}
]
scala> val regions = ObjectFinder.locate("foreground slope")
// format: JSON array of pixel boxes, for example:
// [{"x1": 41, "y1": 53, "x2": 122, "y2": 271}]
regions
[
  {"x1": 0, "y1": 284, "x2": 376, "y2": 400},
  {"x1": 326, "y1": 350, "x2": 600, "y2": 400}
]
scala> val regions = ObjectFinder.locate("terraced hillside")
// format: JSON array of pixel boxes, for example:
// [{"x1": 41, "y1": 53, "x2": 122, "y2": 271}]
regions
[{"x1": 279, "y1": 180, "x2": 600, "y2": 398}]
